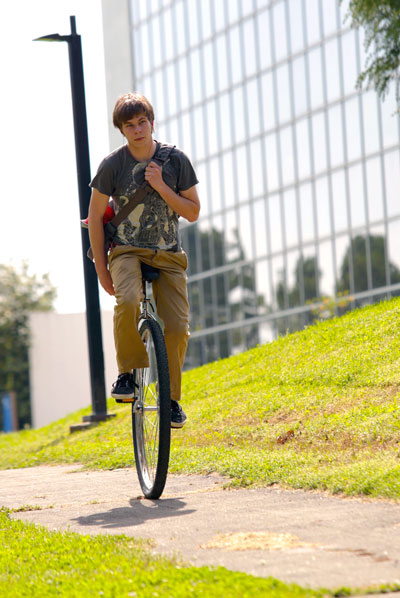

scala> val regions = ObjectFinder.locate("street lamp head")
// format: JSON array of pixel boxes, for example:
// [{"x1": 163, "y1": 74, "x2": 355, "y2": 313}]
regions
[
  {"x1": 33, "y1": 16, "x2": 77, "y2": 43},
  {"x1": 33, "y1": 33, "x2": 71, "y2": 43}
]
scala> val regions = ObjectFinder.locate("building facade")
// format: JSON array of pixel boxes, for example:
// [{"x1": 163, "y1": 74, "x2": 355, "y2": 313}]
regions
[{"x1": 102, "y1": 0, "x2": 400, "y2": 368}]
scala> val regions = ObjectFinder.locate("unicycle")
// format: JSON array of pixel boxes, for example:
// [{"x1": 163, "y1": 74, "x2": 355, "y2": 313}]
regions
[{"x1": 131, "y1": 263, "x2": 171, "y2": 499}]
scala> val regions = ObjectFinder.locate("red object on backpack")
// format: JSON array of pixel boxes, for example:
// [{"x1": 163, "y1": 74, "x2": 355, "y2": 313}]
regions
[{"x1": 81, "y1": 204, "x2": 115, "y2": 228}]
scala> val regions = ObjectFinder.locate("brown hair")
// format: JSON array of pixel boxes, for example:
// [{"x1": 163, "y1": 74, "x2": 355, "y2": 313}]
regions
[{"x1": 112, "y1": 93, "x2": 155, "y2": 130}]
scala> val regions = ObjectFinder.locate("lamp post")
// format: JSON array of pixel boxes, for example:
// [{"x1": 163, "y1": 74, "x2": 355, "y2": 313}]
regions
[{"x1": 34, "y1": 16, "x2": 113, "y2": 428}]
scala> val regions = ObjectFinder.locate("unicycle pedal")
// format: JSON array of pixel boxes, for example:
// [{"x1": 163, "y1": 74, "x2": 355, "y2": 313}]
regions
[{"x1": 114, "y1": 396, "x2": 138, "y2": 404}]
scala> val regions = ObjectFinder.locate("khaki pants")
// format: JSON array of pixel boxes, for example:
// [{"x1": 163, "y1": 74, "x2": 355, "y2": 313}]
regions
[{"x1": 108, "y1": 245, "x2": 190, "y2": 402}]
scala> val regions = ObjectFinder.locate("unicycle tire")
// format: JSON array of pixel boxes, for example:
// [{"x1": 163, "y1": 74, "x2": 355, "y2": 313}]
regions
[{"x1": 132, "y1": 317, "x2": 171, "y2": 499}]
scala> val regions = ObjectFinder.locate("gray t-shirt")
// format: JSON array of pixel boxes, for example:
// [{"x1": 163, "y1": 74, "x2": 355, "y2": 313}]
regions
[{"x1": 90, "y1": 142, "x2": 198, "y2": 251}]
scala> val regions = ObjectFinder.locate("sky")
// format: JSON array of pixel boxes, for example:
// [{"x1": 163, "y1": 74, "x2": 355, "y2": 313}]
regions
[{"x1": 1, "y1": 0, "x2": 116, "y2": 313}]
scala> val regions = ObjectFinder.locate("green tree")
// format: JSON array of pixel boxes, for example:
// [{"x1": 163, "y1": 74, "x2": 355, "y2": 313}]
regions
[
  {"x1": 276, "y1": 256, "x2": 322, "y2": 335},
  {"x1": 337, "y1": 233, "x2": 400, "y2": 294},
  {"x1": 0, "y1": 262, "x2": 56, "y2": 429},
  {"x1": 343, "y1": 0, "x2": 400, "y2": 105}
]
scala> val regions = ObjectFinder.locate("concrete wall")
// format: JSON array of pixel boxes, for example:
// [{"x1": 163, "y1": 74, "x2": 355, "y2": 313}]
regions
[
  {"x1": 29, "y1": 311, "x2": 116, "y2": 428},
  {"x1": 101, "y1": 0, "x2": 134, "y2": 150}
]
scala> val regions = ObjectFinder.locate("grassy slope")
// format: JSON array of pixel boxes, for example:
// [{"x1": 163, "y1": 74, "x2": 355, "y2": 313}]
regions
[{"x1": 1, "y1": 298, "x2": 400, "y2": 498}]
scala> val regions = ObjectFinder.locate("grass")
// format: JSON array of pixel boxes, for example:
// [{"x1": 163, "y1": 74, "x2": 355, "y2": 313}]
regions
[
  {"x1": 1, "y1": 297, "x2": 400, "y2": 499},
  {"x1": 0, "y1": 508, "x2": 329, "y2": 598},
  {"x1": 2, "y1": 299, "x2": 400, "y2": 597}
]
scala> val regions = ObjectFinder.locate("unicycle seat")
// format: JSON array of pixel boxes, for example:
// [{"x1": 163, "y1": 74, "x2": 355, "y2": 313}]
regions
[{"x1": 141, "y1": 263, "x2": 160, "y2": 282}]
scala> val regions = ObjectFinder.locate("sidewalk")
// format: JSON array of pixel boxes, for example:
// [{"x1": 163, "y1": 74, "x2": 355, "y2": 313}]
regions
[{"x1": 1, "y1": 465, "x2": 400, "y2": 594}]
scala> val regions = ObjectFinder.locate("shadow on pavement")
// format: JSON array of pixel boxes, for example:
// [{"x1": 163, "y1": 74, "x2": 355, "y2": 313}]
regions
[{"x1": 71, "y1": 496, "x2": 195, "y2": 529}]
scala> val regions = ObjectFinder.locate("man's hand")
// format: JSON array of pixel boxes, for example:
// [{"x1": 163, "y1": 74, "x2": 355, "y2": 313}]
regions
[
  {"x1": 96, "y1": 265, "x2": 115, "y2": 296},
  {"x1": 144, "y1": 161, "x2": 200, "y2": 222},
  {"x1": 145, "y1": 161, "x2": 165, "y2": 193}
]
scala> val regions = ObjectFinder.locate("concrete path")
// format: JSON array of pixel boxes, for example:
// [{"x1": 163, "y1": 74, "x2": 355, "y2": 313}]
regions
[{"x1": 1, "y1": 465, "x2": 400, "y2": 594}]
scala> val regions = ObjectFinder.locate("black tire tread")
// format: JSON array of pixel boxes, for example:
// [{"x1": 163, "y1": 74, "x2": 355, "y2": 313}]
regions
[{"x1": 132, "y1": 317, "x2": 171, "y2": 499}]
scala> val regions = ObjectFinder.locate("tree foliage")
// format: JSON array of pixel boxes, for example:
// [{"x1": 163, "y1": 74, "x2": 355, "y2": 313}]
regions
[
  {"x1": 0, "y1": 262, "x2": 56, "y2": 429},
  {"x1": 343, "y1": 0, "x2": 400, "y2": 105}
]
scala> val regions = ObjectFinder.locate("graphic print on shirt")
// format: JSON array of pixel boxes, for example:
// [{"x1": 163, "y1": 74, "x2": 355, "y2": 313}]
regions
[{"x1": 116, "y1": 159, "x2": 178, "y2": 250}]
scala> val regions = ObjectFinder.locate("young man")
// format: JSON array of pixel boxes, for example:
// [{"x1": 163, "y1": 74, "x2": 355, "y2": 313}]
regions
[{"x1": 88, "y1": 93, "x2": 200, "y2": 428}]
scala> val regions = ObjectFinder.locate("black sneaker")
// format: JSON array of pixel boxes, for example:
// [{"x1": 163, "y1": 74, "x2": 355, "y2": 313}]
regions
[
  {"x1": 171, "y1": 400, "x2": 187, "y2": 428},
  {"x1": 111, "y1": 373, "x2": 136, "y2": 402}
]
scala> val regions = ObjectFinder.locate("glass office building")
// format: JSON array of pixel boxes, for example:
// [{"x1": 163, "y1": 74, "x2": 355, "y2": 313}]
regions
[{"x1": 105, "y1": 0, "x2": 400, "y2": 368}]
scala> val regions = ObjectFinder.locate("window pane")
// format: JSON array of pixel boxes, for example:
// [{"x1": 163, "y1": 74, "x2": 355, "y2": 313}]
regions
[
  {"x1": 265, "y1": 133, "x2": 279, "y2": 191},
  {"x1": 269, "y1": 194, "x2": 283, "y2": 253},
  {"x1": 289, "y1": 0, "x2": 305, "y2": 53},
  {"x1": 166, "y1": 63, "x2": 177, "y2": 115},
  {"x1": 236, "y1": 146, "x2": 249, "y2": 201},
  {"x1": 178, "y1": 57, "x2": 189, "y2": 110},
  {"x1": 233, "y1": 87, "x2": 246, "y2": 143},
  {"x1": 203, "y1": 41, "x2": 215, "y2": 98},
  {"x1": 363, "y1": 91, "x2": 380, "y2": 156},
  {"x1": 388, "y1": 221, "x2": 400, "y2": 275},
  {"x1": 189, "y1": 49, "x2": 202, "y2": 102},
  {"x1": 219, "y1": 93, "x2": 232, "y2": 150},
  {"x1": 206, "y1": 99, "x2": 218, "y2": 154},
  {"x1": 229, "y1": 25, "x2": 243, "y2": 85},
  {"x1": 213, "y1": 0, "x2": 226, "y2": 32},
  {"x1": 312, "y1": 113, "x2": 327, "y2": 174},
  {"x1": 200, "y1": 0, "x2": 212, "y2": 39},
  {"x1": 300, "y1": 183, "x2": 315, "y2": 243},
  {"x1": 331, "y1": 170, "x2": 348, "y2": 232},
  {"x1": 254, "y1": 199, "x2": 268, "y2": 257},
  {"x1": 239, "y1": 204, "x2": 253, "y2": 260},
  {"x1": 341, "y1": 30, "x2": 358, "y2": 96},
  {"x1": 384, "y1": 150, "x2": 400, "y2": 218},
  {"x1": 319, "y1": 240, "x2": 334, "y2": 296},
  {"x1": 324, "y1": 38, "x2": 341, "y2": 103},
  {"x1": 257, "y1": 9, "x2": 272, "y2": 70},
  {"x1": 366, "y1": 157, "x2": 384, "y2": 223},
  {"x1": 261, "y1": 72, "x2": 276, "y2": 132},
  {"x1": 193, "y1": 105, "x2": 205, "y2": 161},
  {"x1": 174, "y1": 1, "x2": 186, "y2": 54},
  {"x1": 140, "y1": 22, "x2": 150, "y2": 74},
  {"x1": 250, "y1": 139, "x2": 264, "y2": 197},
  {"x1": 296, "y1": 118, "x2": 311, "y2": 180},
  {"x1": 308, "y1": 48, "x2": 323, "y2": 109},
  {"x1": 276, "y1": 64, "x2": 291, "y2": 124},
  {"x1": 216, "y1": 34, "x2": 228, "y2": 92},
  {"x1": 246, "y1": 79, "x2": 261, "y2": 138},
  {"x1": 187, "y1": 0, "x2": 199, "y2": 47},
  {"x1": 345, "y1": 98, "x2": 361, "y2": 162},
  {"x1": 280, "y1": 126, "x2": 295, "y2": 186},
  {"x1": 322, "y1": 0, "x2": 339, "y2": 36},
  {"x1": 163, "y1": 8, "x2": 174, "y2": 62},
  {"x1": 380, "y1": 84, "x2": 400, "y2": 149},
  {"x1": 272, "y1": 1, "x2": 288, "y2": 61},
  {"x1": 328, "y1": 105, "x2": 344, "y2": 167},
  {"x1": 315, "y1": 177, "x2": 331, "y2": 238},
  {"x1": 208, "y1": 157, "x2": 222, "y2": 213},
  {"x1": 292, "y1": 56, "x2": 308, "y2": 116},
  {"x1": 348, "y1": 163, "x2": 366, "y2": 228},
  {"x1": 284, "y1": 189, "x2": 299, "y2": 248},
  {"x1": 151, "y1": 16, "x2": 162, "y2": 68},
  {"x1": 222, "y1": 151, "x2": 235, "y2": 208},
  {"x1": 305, "y1": 0, "x2": 321, "y2": 45},
  {"x1": 243, "y1": 19, "x2": 257, "y2": 76},
  {"x1": 256, "y1": 260, "x2": 272, "y2": 314}
]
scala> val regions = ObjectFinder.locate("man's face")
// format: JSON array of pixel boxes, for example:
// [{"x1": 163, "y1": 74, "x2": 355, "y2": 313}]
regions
[{"x1": 120, "y1": 113, "x2": 153, "y2": 147}]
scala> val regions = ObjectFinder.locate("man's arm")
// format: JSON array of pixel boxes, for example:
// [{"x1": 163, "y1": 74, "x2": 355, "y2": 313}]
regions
[
  {"x1": 145, "y1": 161, "x2": 200, "y2": 222},
  {"x1": 88, "y1": 188, "x2": 115, "y2": 296}
]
